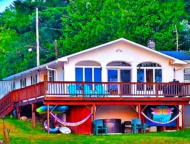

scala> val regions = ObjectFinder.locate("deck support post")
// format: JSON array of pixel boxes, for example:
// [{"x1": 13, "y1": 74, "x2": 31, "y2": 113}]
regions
[
  {"x1": 182, "y1": 105, "x2": 185, "y2": 131},
  {"x1": 16, "y1": 106, "x2": 21, "y2": 120},
  {"x1": 176, "y1": 105, "x2": 180, "y2": 130},
  {"x1": 93, "y1": 104, "x2": 96, "y2": 121},
  {"x1": 138, "y1": 105, "x2": 141, "y2": 120},
  {"x1": 47, "y1": 104, "x2": 50, "y2": 134},
  {"x1": 32, "y1": 103, "x2": 36, "y2": 128}
]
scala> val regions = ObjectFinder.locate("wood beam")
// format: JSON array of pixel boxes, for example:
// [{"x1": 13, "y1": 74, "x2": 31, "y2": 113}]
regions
[
  {"x1": 182, "y1": 105, "x2": 185, "y2": 131},
  {"x1": 44, "y1": 101, "x2": 189, "y2": 106},
  {"x1": 47, "y1": 104, "x2": 50, "y2": 134},
  {"x1": 32, "y1": 104, "x2": 36, "y2": 128}
]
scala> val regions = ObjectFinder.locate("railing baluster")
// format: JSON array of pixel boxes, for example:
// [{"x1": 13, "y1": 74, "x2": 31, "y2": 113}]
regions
[{"x1": 156, "y1": 83, "x2": 158, "y2": 98}]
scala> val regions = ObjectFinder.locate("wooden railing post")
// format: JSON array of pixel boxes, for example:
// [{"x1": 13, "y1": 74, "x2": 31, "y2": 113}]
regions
[
  {"x1": 120, "y1": 83, "x2": 123, "y2": 97},
  {"x1": 156, "y1": 83, "x2": 159, "y2": 98},
  {"x1": 44, "y1": 81, "x2": 47, "y2": 99}
]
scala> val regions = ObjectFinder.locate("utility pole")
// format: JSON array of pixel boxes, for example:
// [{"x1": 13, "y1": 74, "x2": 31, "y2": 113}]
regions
[
  {"x1": 36, "y1": 8, "x2": 40, "y2": 66},
  {"x1": 175, "y1": 25, "x2": 179, "y2": 51}
]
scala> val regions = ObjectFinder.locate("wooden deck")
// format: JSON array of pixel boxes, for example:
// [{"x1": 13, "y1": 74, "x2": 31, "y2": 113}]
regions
[
  {"x1": 1, "y1": 81, "x2": 190, "y2": 118},
  {"x1": 0, "y1": 81, "x2": 189, "y2": 132}
]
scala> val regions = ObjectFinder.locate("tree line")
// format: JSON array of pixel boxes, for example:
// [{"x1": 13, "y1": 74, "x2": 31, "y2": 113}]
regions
[{"x1": 0, "y1": 0, "x2": 189, "y2": 79}]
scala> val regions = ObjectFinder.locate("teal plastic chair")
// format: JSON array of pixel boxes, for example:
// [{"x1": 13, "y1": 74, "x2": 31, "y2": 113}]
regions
[
  {"x1": 68, "y1": 84, "x2": 81, "y2": 97},
  {"x1": 93, "y1": 119, "x2": 108, "y2": 135},
  {"x1": 95, "y1": 84, "x2": 109, "y2": 97},
  {"x1": 84, "y1": 84, "x2": 96, "y2": 97},
  {"x1": 131, "y1": 118, "x2": 146, "y2": 134}
]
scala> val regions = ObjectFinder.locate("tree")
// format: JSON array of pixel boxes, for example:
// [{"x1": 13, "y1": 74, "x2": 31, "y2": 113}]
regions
[
  {"x1": 60, "y1": 0, "x2": 186, "y2": 56},
  {"x1": 0, "y1": 0, "x2": 68, "y2": 79}
]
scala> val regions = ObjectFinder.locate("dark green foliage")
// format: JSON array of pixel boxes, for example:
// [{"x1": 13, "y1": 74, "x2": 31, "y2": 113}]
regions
[
  {"x1": 60, "y1": 0, "x2": 186, "y2": 56},
  {"x1": 0, "y1": 0, "x2": 68, "y2": 79},
  {"x1": 0, "y1": 0, "x2": 189, "y2": 79}
]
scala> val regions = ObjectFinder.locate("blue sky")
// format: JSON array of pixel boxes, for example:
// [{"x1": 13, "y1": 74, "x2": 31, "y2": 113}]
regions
[{"x1": 0, "y1": 0, "x2": 15, "y2": 12}]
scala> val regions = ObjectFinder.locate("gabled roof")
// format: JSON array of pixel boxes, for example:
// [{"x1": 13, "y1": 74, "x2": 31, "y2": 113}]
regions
[
  {"x1": 58, "y1": 38, "x2": 187, "y2": 64},
  {"x1": 160, "y1": 51, "x2": 190, "y2": 60},
  {"x1": 3, "y1": 38, "x2": 187, "y2": 81}
]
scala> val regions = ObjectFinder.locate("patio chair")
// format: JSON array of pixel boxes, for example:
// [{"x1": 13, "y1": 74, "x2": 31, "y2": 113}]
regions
[
  {"x1": 95, "y1": 84, "x2": 109, "y2": 97},
  {"x1": 93, "y1": 119, "x2": 108, "y2": 135},
  {"x1": 131, "y1": 118, "x2": 147, "y2": 134},
  {"x1": 84, "y1": 84, "x2": 97, "y2": 97},
  {"x1": 68, "y1": 84, "x2": 81, "y2": 97},
  {"x1": 122, "y1": 121, "x2": 132, "y2": 133}
]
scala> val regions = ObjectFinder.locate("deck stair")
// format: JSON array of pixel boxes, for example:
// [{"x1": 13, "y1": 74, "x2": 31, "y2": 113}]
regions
[
  {"x1": 0, "y1": 92, "x2": 14, "y2": 118},
  {"x1": 0, "y1": 104, "x2": 14, "y2": 118}
]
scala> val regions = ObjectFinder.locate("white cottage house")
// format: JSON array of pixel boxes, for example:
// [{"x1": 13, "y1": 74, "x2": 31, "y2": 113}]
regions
[{"x1": 1, "y1": 38, "x2": 190, "y2": 134}]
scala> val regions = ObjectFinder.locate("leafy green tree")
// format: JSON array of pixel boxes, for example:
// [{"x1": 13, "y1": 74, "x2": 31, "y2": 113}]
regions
[
  {"x1": 0, "y1": 0, "x2": 68, "y2": 79},
  {"x1": 60, "y1": 0, "x2": 186, "y2": 56}
]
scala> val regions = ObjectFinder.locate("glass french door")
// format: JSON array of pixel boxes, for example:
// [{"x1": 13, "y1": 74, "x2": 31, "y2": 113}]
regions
[
  {"x1": 120, "y1": 70, "x2": 131, "y2": 95},
  {"x1": 146, "y1": 69, "x2": 153, "y2": 90},
  {"x1": 108, "y1": 69, "x2": 131, "y2": 94}
]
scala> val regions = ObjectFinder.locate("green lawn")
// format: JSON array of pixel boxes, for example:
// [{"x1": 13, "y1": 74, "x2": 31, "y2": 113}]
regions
[{"x1": 0, "y1": 118, "x2": 190, "y2": 144}]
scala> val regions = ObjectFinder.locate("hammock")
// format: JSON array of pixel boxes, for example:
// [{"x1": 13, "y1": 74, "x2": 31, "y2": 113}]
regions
[
  {"x1": 50, "y1": 112, "x2": 93, "y2": 127},
  {"x1": 141, "y1": 111, "x2": 181, "y2": 125},
  {"x1": 141, "y1": 105, "x2": 181, "y2": 125}
]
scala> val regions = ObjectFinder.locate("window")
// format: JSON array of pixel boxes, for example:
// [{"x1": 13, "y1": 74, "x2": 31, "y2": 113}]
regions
[
  {"x1": 75, "y1": 67, "x2": 102, "y2": 90},
  {"x1": 94, "y1": 68, "x2": 102, "y2": 82},
  {"x1": 13, "y1": 81, "x2": 16, "y2": 90},
  {"x1": 75, "y1": 68, "x2": 83, "y2": 82},
  {"x1": 155, "y1": 69, "x2": 162, "y2": 82},
  {"x1": 107, "y1": 61, "x2": 131, "y2": 67},
  {"x1": 75, "y1": 67, "x2": 102, "y2": 82},
  {"x1": 184, "y1": 68, "x2": 190, "y2": 80},
  {"x1": 31, "y1": 75, "x2": 37, "y2": 85},
  {"x1": 137, "y1": 62, "x2": 161, "y2": 67},
  {"x1": 107, "y1": 61, "x2": 131, "y2": 82},
  {"x1": 49, "y1": 70, "x2": 55, "y2": 81},
  {"x1": 20, "y1": 78, "x2": 26, "y2": 88},
  {"x1": 137, "y1": 62, "x2": 162, "y2": 83}
]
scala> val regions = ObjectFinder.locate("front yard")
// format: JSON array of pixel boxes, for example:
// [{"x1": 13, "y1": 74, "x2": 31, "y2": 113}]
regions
[{"x1": 0, "y1": 118, "x2": 190, "y2": 144}]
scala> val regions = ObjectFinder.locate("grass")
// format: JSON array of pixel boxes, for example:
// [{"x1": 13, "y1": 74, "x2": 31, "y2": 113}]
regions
[{"x1": 1, "y1": 118, "x2": 190, "y2": 144}]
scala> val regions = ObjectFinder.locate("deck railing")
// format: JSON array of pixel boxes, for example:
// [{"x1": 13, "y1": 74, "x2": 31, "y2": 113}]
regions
[
  {"x1": 46, "y1": 81, "x2": 190, "y2": 98},
  {"x1": 13, "y1": 82, "x2": 45, "y2": 102},
  {"x1": 1, "y1": 81, "x2": 190, "y2": 111},
  {"x1": 0, "y1": 82, "x2": 45, "y2": 116},
  {"x1": 1, "y1": 81, "x2": 190, "y2": 116}
]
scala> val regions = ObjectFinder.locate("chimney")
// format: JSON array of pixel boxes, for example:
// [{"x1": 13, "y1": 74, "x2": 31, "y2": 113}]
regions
[{"x1": 148, "y1": 39, "x2": 155, "y2": 50}]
